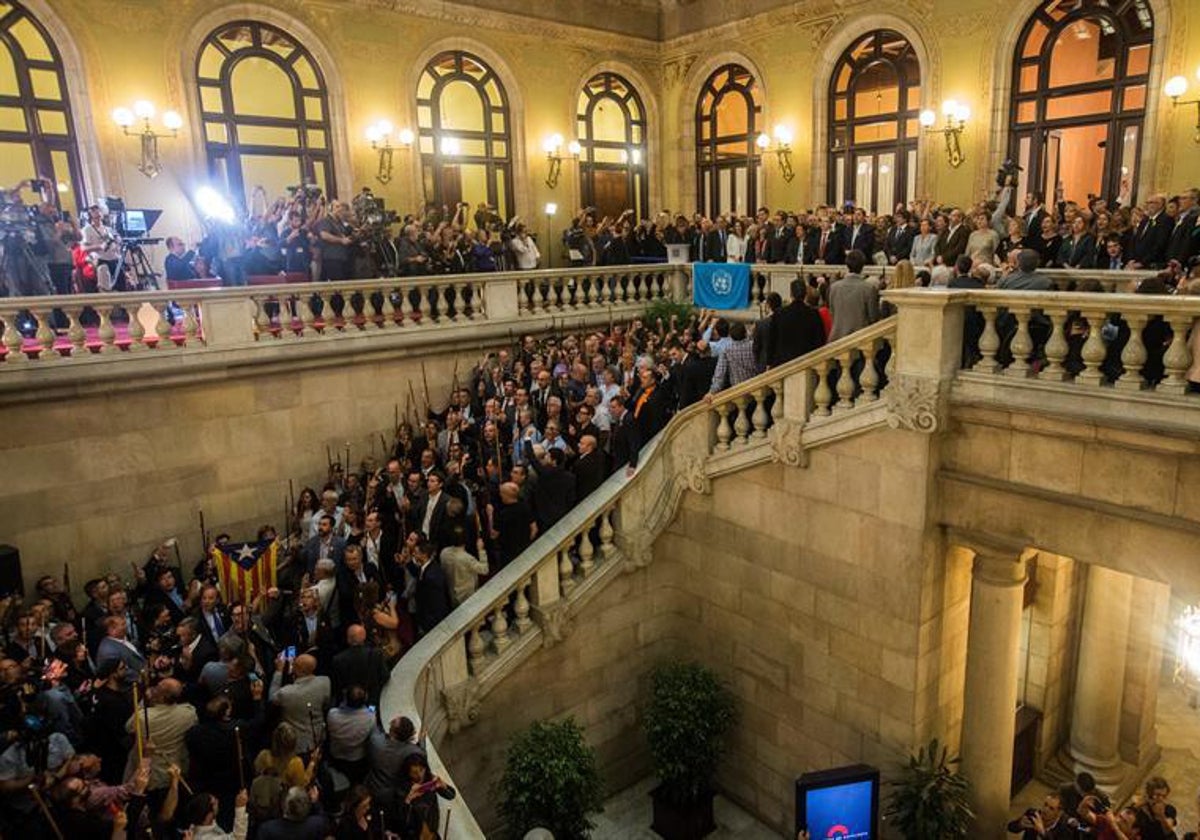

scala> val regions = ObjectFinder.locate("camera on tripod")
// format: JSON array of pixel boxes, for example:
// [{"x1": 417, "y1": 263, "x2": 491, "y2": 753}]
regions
[{"x1": 359, "y1": 195, "x2": 398, "y2": 229}]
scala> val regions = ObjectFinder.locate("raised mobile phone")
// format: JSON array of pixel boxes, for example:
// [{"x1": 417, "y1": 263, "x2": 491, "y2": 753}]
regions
[{"x1": 285, "y1": 645, "x2": 296, "y2": 659}]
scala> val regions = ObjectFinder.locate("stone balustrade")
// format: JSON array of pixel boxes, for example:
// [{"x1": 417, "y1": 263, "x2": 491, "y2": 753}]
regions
[{"x1": 0, "y1": 264, "x2": 680, "y2": 368}]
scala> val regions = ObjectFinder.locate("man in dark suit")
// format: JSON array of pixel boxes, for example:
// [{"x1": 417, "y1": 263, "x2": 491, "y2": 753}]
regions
[
  {"x1": 409, "y1": 538, "x2": 452, "y2": 637},
  {"x1": 571, "y1": 434, "x2": 609, "y2": 501},
  {"x1": 693, "y1": 217, "x2": 725, "y2": 262},
  {"x1": 766, "y1": 212, "x2": 793, "y2": 263},
  {"x1": 845, "y1": 208, "x2": 876, "y2": 257},
  {"x1": 1021, "y1": 193, "x2": 1049, "y2": 248},
  {"x1": 884, "y1": 211, "x2": 914, "y2": 264},
  {"x1": 606, "y1": 395, "x2": 635, "y2": 475},
  {"x1": 357, "y1": 510, "x2": 398, "y2": 583},
  {"x1": 526, "y1": 442, "x2": 577, "y2": 532},
  {"x1": 330, "y1": 624, "x2": 390, "y2": 705},
  {"x1": 668, "y1": 340, "x2": 716, "y2": 410},
  {"x1": 814, "y1": 217, "x2": 845, "y2": 265},
  {"x1": 414, "y1": 470, "x2": 452, "y2": 548},
  {"x1": 627, "y1": 365, "x2": 671, "y2": 471},
  {"x1": 336, "y1": 545, "x2": 382, "y2": 629},
  {"x1": 144, "y1": 567, "x2": 188, "y2": 625},
  {"x1": 1167, "y1": 188, "x2": 1199, "y2": 266},
  {"x1": 193, "y1": 584, "x2": 231, "y2": 647},
  {"x1": 301, "y1": 515, "x2": 347, "y2": 574},
  {"x1": 174, "y1": 617, "x2": 218, "y2": 686},
  {"x1": 1130, "y1": 194, "x2": 1171, "y2": 269},
  {"x1": 936, "y1": 209, "x2": 970, "y2": 265},
  {"x1": 771, "y1": 278, "x2": 827, "y2": 366},
  {"x1": 288, "y1": 589, "x2": 337, "y2": 669},
  {"x1": 753, "y1": 292, "x2": 782, "y2": 369}
]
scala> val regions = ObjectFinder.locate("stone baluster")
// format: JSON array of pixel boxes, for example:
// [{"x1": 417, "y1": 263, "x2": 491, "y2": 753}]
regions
[
  {"x1": 153, "y1": 308, "x2": 173, "y2": 348},
  {"x1": 301, "y1": 294, "x2": 320, "y2": 334},
  {"x1": 578, "y1": 276, "x2": 592, "y2": 307},
  {"x1": 885, "y1": 339, "x2": 897, "y2": 382},
  {"x1": 599, "y1": 509, "x2": 616, "y2": 560},
  {"x1": 513, "y1": 580, "x2": 531, "y2": 633},
  {"x1": 2, "y1": 311, "x2": 23, "y2": 361},
  {"x1": 379, "y1": 289, "x2": 396, "y2": 327},
  {"x1": 1006, "y1": 307, "x2": 1033, "y2": 377},
  {"x1": 408, "y1": 287, "x2": 424, "y2": 323},
  {"x1": 770, "y1": 382, "x2": 784, "y2": 424},
  {"x1": 468, "y1": 283, "x2": 483, "y2": 319},
  {"x1": 67, "y1": 310, "x2": 86, "y2": 354},
  {"x1": 466, "y1": 623, "x2": 485, "y2": 674},
  {"x1": 859, "y1": 340, "x2": 880, "y2": 401},
  {"x1": 1041, "y1": 310, "x2": 1069, "y2": 381},
  {"x1": 1159, "y1": 315, "x2": 1194, "y2": 396},
  {"x1": 182, "y1": 306, "x2": 200, "y2": 344},
  {"x1": 578, "y1": 530, "x2": 595, "y2": 577},
  {"x1": 451, "y1": 283, "x2": 467, "y2": 323},
  {"x1": 813, "y1": 359, "x2": 833, "y2": 416},
  {"x1": 558, "y1": 548, "x2": 575, "y2": 597},
  {"x1": 834, "y1": 352, "x2": 855, "y2": 410},
  {"x1": 751, "y1": 387, "x2": 770, "y2": 438},
  {"x1": 123, "y1": 308, "x2": 145, "y2": 351},
  {"x1": 714, "y1": 402, "x2": 733, "y2": 451},
  {"x1": 33, "y1": 311, "x2": 55, "y2": 356},
  {"x1": 1075, "y1": 310, "x2": 1108, "y2": 386},
  {"x1": 1115, "y1": 314, "x2": 1149, "y2": 391},
  {"x1": 732, "y1": 395, "x2": 751, "y2": 444},
  {"x1": 974, "y1": 306, "x2": 1001, "y2": 373},
  {"x1": 491, "y1": 605, "x2": 511, "y2": 654},
  {"x1": 97, "y1": 307, "x2": 116, "y2": 351}
]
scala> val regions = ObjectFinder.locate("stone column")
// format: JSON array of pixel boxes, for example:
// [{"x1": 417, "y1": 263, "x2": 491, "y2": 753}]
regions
[
  {"x1": 1069, "y1": 563, "x2": 1134, "y2": 787},
  {"x1": 960, "y1": 547, "x2": 1028, "y2": 834}
]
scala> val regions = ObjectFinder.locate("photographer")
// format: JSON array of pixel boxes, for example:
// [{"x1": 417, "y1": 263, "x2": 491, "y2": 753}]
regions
[
  {"x1": 81, "y1": 205, "x2": 124, "y2": 292},
  {"x1": 35, "y1": 201, "x2": 77, "y2": 295},
  {"x1": 1006, "y1": 794, "x2": 1075, "y2": 839},
  {"x1": 395, "y1": 224, "x2": 429, "y2": 276},
  {"x1": 317, "y1": 201, "x2": 354, "y2": 282},
  {"x1": 164, "y1": 237, "x2": 199, "y2": 282}
]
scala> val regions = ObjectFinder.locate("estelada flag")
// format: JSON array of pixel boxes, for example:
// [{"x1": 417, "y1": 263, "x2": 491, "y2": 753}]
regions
[{"x1": 212, "y1": 540, "x2": 278, "y2": 604}]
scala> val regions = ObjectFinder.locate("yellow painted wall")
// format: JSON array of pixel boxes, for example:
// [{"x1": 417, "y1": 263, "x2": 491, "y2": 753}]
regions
[{"x1": 19, "y1": 0, "x2": 1200, "y2": 252}]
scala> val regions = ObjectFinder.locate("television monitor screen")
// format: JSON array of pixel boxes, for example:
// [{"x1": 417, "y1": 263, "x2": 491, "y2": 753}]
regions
[
  {"x1": 796, "y1": 765, "x2": 879, "y2": 840},
  {"x1": 123, "y1": 210, "x2": 147, "y2": 236}
]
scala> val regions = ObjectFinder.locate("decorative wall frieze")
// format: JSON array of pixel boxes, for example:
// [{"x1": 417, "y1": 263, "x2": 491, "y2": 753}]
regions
[
  {"x1": 769, "y1": 418, "x2": 809, "y2": 468},
  {"x1": 530, "y1": 601, "x2": 574, "y2": 648},
  {"x1": 662, "y1": 54, "x2": 697, "y2": 88},
  {"x1": 885, "y1": 374, "x2": 944, "y2": 434},
  {"x1": 441, "y1": 677, "x2": 482, "y2": 734}
]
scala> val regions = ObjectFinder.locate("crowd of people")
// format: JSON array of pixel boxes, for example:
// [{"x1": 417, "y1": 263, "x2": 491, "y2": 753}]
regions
[
  {"x1": 0, "y1": 297, "x2": 851, "y2": 839},
  {"x1": 1008, "y1": 772, "x2": 1197, "y2": 839}
]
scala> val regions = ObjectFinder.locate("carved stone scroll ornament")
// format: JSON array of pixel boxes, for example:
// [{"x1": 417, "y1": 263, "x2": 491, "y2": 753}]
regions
[
  {"x1": 885, "y1": 375, "x2": 943, "y2": 433},
  {"x1": 678, "y1": 454, "x2": 712, "y2": 495},
  {"x1": 441, "y1": 678, "x2": 481, "y2": 734},
  {"x1": 616, "y1": 525, "x2": 655, "y2": 573},
  {"x1": 768, "y1": 419, "x2": 808, "y2": 468},
  {"x1": 530, "y1": 601, "x2": 573, "y2": 648}
]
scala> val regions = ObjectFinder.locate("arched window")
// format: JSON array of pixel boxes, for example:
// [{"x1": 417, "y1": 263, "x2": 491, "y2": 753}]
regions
[
  {"x1": 417, "y1": 51, "x2": 513, "y2": 224},
  {"x1": 695, "y1": 64, "x2": 761, "y2": 218},
  {"x1": 1010, "y1": 0, "x2": 1153, "y2": 207},
  {"x1": 828, "y1": 30, "x2": 920, "y2": 213},
  {"x1": 577, "y1": 72, "x2": 648, "y2": 221},
  {"x1": 0, "y1": 0, "x2": 82, "y2": 213},
  {"x1": 196, "y1": 21, "x2": 335, "y2": 209}
]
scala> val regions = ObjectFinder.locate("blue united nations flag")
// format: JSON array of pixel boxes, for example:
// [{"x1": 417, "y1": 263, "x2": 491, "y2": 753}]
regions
[{"x1": 692, "y1": 262, "x2": 751, "y2": 309}]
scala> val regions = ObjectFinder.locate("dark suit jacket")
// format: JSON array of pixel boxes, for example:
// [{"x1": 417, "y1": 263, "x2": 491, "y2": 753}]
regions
[
  {"x1": 628, "y1": 384, "x2": 671, "y2": 468},
  {"x1": 192, "y1": 606, "x2": 232, "y2": 647},
  {"x1": 301, "y1": 535, "x2": 347, "y2": 574},
  {"x1": 176, "y1": 635, "x2": 217, "y2": 686},
  {"x1": 607, "y1": 413, "x2": 636, "y2": 474},
  {"x1": 694, "y1": 229, "x2": 725, "y2": 262},
  {"x1": 884, "y1": 225, "x2": 914, "y2": 262},
  {"x1": 1132, "y1": 214, "x2": 1171, "y2": 267},
  {"x1": 1022, "y1": 208, "x2": 1048, "y2": 241},
  {"x1": 936, "y1": 225, "x2": 969, "y2": 264},
  {"x1": 1058, "y1": 234, "x2": 1096, "y2": 268},
  {"x1": 415, "y1": 492, "x2": 451, "y2": 545},
  {"x1": 674, "y1": 354, "x2": 716, "y2": 410},
  {"x1": 1167, "y1": 210, "x2": 1199, "y2": 264},
  {"x1": 335, "y1": 564, "x2": 382, "y2": 629},
  {"x1": 771, "y1": 301, "x2": 827, "y2": 366},
  {"x1": 330, "y1": 643, "x2": 390, "y2": 705},
  {"x1": 814, "y1": 229, "x2": 845, "y2": 265},
  {"x1": 526, "y1": 446, "x2": 577, "y2": 530},
  {"x1": 846, "y1": 224, "x2": 876, "y2": 256},
  {"x1": 572, "y1": 450, "x2": 609, "y2": 501},
  {"x1": 412, "y1": 559, "x2": 453, "y2": 636},
  {"x1": 144, "y1": 587, "x2": 187, "y2": 625},
  {"x1": 767, "y1": 226, "x2": 793, "y2": 263}
]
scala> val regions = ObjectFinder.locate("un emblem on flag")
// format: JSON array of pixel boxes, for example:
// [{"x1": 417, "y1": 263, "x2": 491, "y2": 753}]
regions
[{"x1": 711, "y1": 269, "x2": 733, "y2": 295}]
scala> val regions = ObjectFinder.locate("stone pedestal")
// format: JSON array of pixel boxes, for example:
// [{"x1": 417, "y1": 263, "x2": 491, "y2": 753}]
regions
[
  {"x1": 1068, "y1": 563, "x2": 1134, "y2": 788},
  {"x1": 960, "y1": 548, "x2": 1028, "y2": 834}
]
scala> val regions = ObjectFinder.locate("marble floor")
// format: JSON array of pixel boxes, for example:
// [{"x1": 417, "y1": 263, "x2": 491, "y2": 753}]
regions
[{"x1": 592, "y1": 777, "x2": 781, "y2": 840}]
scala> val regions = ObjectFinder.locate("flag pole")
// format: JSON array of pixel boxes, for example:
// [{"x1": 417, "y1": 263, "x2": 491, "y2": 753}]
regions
[
  {"x1": 234, "y1": 725, "x2": 245, "y2": 790},
  {"x1": 132, "y1": 682, "x2": 144, "y2": 761},
  {"x1": 29, "y1": 784, "x2": 64, "y2": 840}
]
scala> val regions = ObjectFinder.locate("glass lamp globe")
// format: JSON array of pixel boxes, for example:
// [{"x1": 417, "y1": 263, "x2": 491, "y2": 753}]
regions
[
  {"x1": 112, "y1": 107, "x2": 134, "y2": 127},
  {"x1": 1164, "y1": 75, "x2": 1188, "y2": 99},
  {"x1": 919, "y1": 109, "x2": 937, "y2": 127},
  {"x1": 162, "y1": 111, "x2": 183, "y2": 131}
]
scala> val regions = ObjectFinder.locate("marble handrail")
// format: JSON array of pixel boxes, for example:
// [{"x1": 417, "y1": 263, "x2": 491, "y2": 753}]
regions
[{"x1": 0, "y1": 264, "x2": 682, "y2": 364}]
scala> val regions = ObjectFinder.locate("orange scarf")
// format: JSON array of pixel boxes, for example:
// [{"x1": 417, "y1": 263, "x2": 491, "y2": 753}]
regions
[{"x1": 634, "y1": 385, "x2": 655, "y2": 418}]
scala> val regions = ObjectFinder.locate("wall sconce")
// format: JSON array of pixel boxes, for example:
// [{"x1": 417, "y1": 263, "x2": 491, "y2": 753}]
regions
[
  {"x1": 755, "y1": 126, "x2": 795, "y2": 182},
  {"x1": 543, "y1": 133, "x2": 580, "y2": 189},
  {"x1": 112, "y1": 99, "x2": 181, "y2": 179},
  {"x1": 366, "y1": 120, "x2": 413, "y2": 185},
  {"x1": 1164, "y1": 68, "x2": 1200, "y2": 144},
  {"x1": 919, "y1": 100, "x2": 970, "y2": 168}
]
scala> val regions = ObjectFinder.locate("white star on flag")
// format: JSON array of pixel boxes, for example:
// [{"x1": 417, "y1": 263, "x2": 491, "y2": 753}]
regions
[{"x1": 236, "y1": 544, "x2": 257, "y2": 563}]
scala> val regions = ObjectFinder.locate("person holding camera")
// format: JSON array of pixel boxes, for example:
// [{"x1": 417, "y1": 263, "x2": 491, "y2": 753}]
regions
[
  {"x1": 1006, "y1": 794, "x2": 1075, "y2": 839},
  {"x1": 317, "y1": 201, "x2": 354, "y2": 282},
  {"x1": 81, "y1": 204, "x2": 124, "y2": 291}
]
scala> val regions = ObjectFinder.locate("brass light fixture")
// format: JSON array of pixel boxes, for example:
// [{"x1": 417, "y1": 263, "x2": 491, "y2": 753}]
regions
[
  {"x1": 543, "y1": 133, "x2": 580, "y2": 189},
  {"x1": 756, "y1": 124, "x2": 795, "y2": 182},
  {"x1": 1164, "y1": 68, "x2": 1200, "y2": 144},
  {"x1": 112, "y1": 100, "x2": 182, "y2": 179},
  {"x1": 366, "y1": 120, "x2": 413, "y2": 185},
  {"x1": 920, "y1": 100, "x2": 971, "y2": 168}
]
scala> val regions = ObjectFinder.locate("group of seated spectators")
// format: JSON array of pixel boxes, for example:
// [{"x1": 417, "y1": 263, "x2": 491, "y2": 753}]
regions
[
  {"x1": 0, "y1": 302, "x2": 852, "y2": 839},
  {"x1": 1008, "y1": 772, "x2": 1195, "y2": 839}
]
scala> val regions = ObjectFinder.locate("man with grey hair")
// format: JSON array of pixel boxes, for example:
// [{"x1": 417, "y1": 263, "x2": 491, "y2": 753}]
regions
[
  {"x1": 999, "y1": 249, "x2": 1054, "y2": 291},
  {"x1": 256, "y1": 786, "x2": 330, "y2": 840},
  {"x1": 397, "y1": 223, "x2": 430, "y2": 276},
  {"x1": 269, "y1": 653, "x2": 331, "y2": 755}
]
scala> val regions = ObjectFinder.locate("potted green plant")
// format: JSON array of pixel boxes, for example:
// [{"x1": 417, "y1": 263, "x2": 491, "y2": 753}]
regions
[
  {"x1": 496, "y1": 717, "x2": 604, "y2": 840},
  {"x1": 643, "y1": 662, "x2": 736, "y2": 840},
  {"x1": 883, "y1": 738, "x2": 974, "y2": 839}
]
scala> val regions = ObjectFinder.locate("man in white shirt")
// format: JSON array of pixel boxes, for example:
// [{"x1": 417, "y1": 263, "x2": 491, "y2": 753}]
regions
[
  {"x1": 509, "y1": 222, "x2": 541, "y2": 270},
  {"x1": 440, "y1": 528, "x2": 489, "y2": 607}
]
